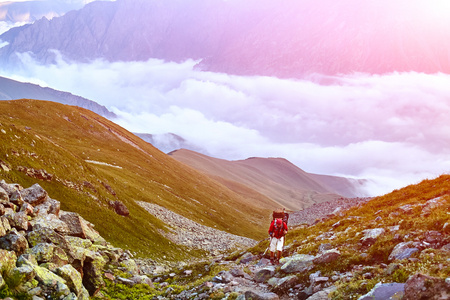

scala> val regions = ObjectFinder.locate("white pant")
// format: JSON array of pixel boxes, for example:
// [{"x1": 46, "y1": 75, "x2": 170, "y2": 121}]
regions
[{"x1": 269, "y1": 236, "x2": 284, "y2": 252}]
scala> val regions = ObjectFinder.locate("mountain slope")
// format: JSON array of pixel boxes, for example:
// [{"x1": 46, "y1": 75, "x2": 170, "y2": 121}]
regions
[
  {"x1": 0, "y1": 99, "x2": 272, "y2": 260},
  {"x1": 1, "y1": 0, "x2": 450, "y2": 77},
  {"x1": 0, "y1": 75, "x2": 115, "y2": 118},
  {"x1": 169, "y1": 149, "x2": 367, "y2": 211},
  {"x1": 0, "y1": 0, "x2": 84, "y2": 23}
]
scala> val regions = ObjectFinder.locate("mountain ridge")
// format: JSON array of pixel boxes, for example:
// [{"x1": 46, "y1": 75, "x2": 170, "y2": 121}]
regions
[
  {"x1": 0, "y1": 99, "x2": 274, "y2": 259},
  {"x1": 169, "y1": 149, "x2": 368, "y2": 211},
  {"x1": 0, "y1": 75, "x2": 116, "y2": 118},
  {"x1": 1, "y1": 0, "x2": 450, "y2": 77}
]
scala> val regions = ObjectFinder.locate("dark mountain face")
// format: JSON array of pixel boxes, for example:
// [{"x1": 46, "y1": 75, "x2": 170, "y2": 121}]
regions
[
  {"x1": 0, "y1": 76, "x2": 116, "y2": 118},
  {"x1": 1, "y1": 0, "x2": 450, "y2": 78}
]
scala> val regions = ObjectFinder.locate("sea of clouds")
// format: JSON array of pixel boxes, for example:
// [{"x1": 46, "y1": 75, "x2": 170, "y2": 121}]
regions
[{"x1": 1, "y1": 51, "x2": 449, "y2": 196}]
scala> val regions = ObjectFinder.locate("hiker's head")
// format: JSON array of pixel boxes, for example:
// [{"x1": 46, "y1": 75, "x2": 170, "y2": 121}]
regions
[{"x1": 276, "y1": 218, "x2": 282, "y2": 226}]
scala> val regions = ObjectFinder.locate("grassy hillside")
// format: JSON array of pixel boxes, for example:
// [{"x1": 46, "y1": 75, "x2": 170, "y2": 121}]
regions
[
  {"x1": 249, "y1": 174, "x2": 450, "y2": 298},
  {"x1": 0, "y1": 99, "x2": 272, "y2": 260},
  {"x1": 87, "y1": 175, "x2": 450, "y2": 299},
  {"x1": 170, "y1": 149, "x2": 356, "y2": 211}
]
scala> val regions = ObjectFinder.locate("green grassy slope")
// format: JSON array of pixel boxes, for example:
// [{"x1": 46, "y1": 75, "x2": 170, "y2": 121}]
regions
[
  {"x1": 0, "y1": 99, "x2": 272, "y2": 260},
  {"x1": 249, "y1": 175, "x2": 450, "y2": 298}
]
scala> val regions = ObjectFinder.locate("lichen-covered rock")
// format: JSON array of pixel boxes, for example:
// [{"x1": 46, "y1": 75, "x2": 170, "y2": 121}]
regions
[
  {"x1": 65, "y1": 235, "x2": 93, "y2": 249},
  {"x1": 253, "y1": 266, "x2": 275, "y2": 283},
  {"x1": 1, "y1": 215, "x2": 11, "y2": 232},
  {"x1": 119, "y1": 258, "x2": 139, "y2": 274},
  {"x1": 16, "y1": 254, "x2": 38, "y2": 268},
  {"x1": 27, "y1": 225, "x2": 68, "y2": 248},
  {"x1": 0, "y1": 249, "x2": 17, "y2": 275},
  {"x1": 9, "y1": 264, "x2": 37, "y2": 285},
  {"x1": 82, "y1": 252, "x2": 106, "y2": 295},
  {"x1": 307, "y1": 286, "x2": 338, "y2": 300},
  {"x1": 0, "y1": 216, "x2": 6, "y2": 237},
  {"x1": 280, "y1": 254, "x2": 315, "y2": 274},
  {"x1": 30, "y1": 214, "x2": 70, "y2": 235},
  {"x1": 56, "y1": 264, "x2": 84, "y2": 296},
  {"x1": 272, "y1": 275, "x2": 298, "y2": 293},
  {"x1": 19, "y1": 202, "x2": 35, "y2": 216},
  {"x1": 29, "y1": 243, "x2": 69, "y2": 267},
  {"x1": 34, "y1": 265, "x2": 71, "y2": 298}
]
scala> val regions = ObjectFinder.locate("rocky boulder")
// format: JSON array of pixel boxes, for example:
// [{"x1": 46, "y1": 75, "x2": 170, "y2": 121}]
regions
[
  {"x1": 403, "y1": 273, "x2": 450, "y2": 300},
  {"x1": 360, "y1": 228, "x2": 385, "y2": 246},
  {"x1": 20, "y1": 183, "x2": 48, "y2": 206},
  {"x1": 358, "y1": 282, "x2": 405, "y2": 300},
  {"x1": 280, "y1": 254, "x2": 315, "y2": 274},
  {"x1": 0, "y1": 181, "x2": 143, "y2": 299}
]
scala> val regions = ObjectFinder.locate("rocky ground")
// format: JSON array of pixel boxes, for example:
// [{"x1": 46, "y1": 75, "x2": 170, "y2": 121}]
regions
[
  {"x1": 289, "y1": 197, "x2": 372, "y2": 226},
  {"x1": 134, "y1": 197, "x2": 373, "y2": 276},
  {"x1": 137, "y1": 201, "x2": 257, "y2": 255},
  {"x1": 1, "y1": 180, "x2": 448, "y2": 300}
]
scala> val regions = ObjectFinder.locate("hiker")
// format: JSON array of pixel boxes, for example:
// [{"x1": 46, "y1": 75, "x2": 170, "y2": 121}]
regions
[{"x1": 268, "y1": 217, "x2": 288, "y2": 264}]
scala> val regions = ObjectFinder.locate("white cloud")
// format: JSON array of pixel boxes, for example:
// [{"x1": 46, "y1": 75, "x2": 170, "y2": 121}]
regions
[{"x1": 1, "y1": 53, "x2": 450, "y2": 196}]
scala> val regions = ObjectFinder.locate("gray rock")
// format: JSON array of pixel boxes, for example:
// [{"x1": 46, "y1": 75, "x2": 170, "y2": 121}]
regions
[
  {"x1": 30, "y1": 214, "x2": 70, "y2": 235},
  {"x1": 253, "y1": 266, "x2": 275, "y2": 283},
  {"x1": 280, "y1": 254, "x2": 315, "y2": 274},
  {"x1": 0, "y1": 186, "x2": 8, "y2": 202},
  {"x1": 244, "y1": 290, "x2": 279, "y2": 300},
  {"x1": 20, "y1": 184, "x2": 48, "y2": 206},
  {"x1": 307, "y1": 286, "x2": 337, "y2": 300},
  {"x1": 34, "y1": 197, "x2": 60, "y2": 216},
  {"x1": 358, "y1": 282, "x2": 405, "y2": 300},
  {"x1": 389, "y1": 242, "x2": 419, "y2": 261},
  {"x1": 313, "y1": 249, "x2": 341, "y2": 264},
  {"x1": 421, "y1": 197, "x2": 445, "y2": 216},
  {"x1": 0, "y1": 229, "x2": 29, "y2": 255},
  {"x1": 29, "y1": 243, "x2": 69, "y2": 267},
  {"x1": 403, "y1": 273, "x2": 450, "y2": 300},
  {"x1": 273, "y1": 275, "x2": 298, "y2": 293},
  {"x1": 360, "y1": 228, "x2": 385, "y2": 246},
  {"x1": 0, "y1": 215, "x2": 6, "y2": 237},
  {"x1": 318, "y1": 243, "x2": 333, "y2": 253},
  {"x1": 6, "y1": 211, "x2": 29, "y2": 231},
  {"x1": 239, "y1": 252, "x2": 255, "y2": 264},
  {"x1": 230, "y1": 268, "x2": 247, "y2": 278},
  {"x1": 0, "y1": 180, "x2": 21, "y2": 196}
]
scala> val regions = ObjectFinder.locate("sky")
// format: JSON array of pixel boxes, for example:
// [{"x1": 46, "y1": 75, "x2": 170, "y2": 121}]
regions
[{"x1": 1, "y1": 0, "x2": 450, "y2": 197}]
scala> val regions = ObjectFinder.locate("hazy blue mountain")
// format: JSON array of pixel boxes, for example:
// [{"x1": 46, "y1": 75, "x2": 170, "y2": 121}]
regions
[
  {"x1": 0, "y1": 75, "x2": 115, "y2": 118},
  {"x1": 1, "y1": 0, "x2": 449, "y2": 77}
]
